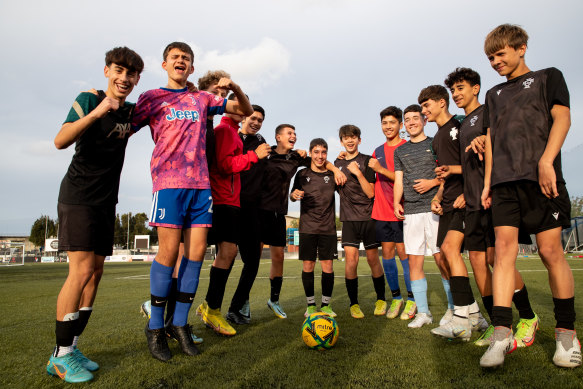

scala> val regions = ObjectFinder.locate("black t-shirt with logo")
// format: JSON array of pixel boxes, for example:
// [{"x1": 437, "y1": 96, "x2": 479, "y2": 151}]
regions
[
  {"x1": 291, "y1": 168, "x2": 336, "y2": 234},
  {"x1": 239, "y1": 132, "x2": 267, "y2": 207},
  {"x1": 259, "y1": 147, "x2": 310, "y2": 215},
  {"x1": 432, "y1": 116, "x2": 463, "y2": 212},
  {"x1": 484, "y1": 68, "x2": 569, "y2": 186},
  {"x1": 459, "y1": 105, "x2": 486, "y2": 211},
  {"x1": 334, "y1": 153, "x2": 376, "y2": 221},
  {"x1": 58, "y1": 91, "x2": 134, "y2": 206}
]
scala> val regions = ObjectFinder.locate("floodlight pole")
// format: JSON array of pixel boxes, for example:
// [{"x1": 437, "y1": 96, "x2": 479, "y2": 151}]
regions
[{"x1": 127, "y1": 212, "x2": 131, "y2": 250}]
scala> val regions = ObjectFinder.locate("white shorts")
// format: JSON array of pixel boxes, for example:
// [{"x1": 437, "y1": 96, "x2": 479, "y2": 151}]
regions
[{"x1": 403, "y1": 212, "x2": 440, "y2": 256}]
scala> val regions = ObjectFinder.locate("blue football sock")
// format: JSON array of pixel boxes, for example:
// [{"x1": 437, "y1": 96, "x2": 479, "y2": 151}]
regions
[
  {"x1": 400, "y1": 257, "x2": 412, "y2": 300},
  {"x1": 411, "y1": 278, "x2": 429, "y2": 313},
  {"x1": 382, "y1": 257, "x2": 401, "y2": 298},
  {"x1": 441, "y1": 277, "x2": 454, "y2": 310},
  {"x1": 149, "y1": 260, "x2": 174, "y2": 330},
  {"x1": 173, "y1": 258, "x2": 203, "y2": 327}
]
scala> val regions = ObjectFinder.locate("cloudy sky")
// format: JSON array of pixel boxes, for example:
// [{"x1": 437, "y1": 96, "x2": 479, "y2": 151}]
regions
[{"x1": 1, "y1": 0, "x2": 582, "y2": 234}]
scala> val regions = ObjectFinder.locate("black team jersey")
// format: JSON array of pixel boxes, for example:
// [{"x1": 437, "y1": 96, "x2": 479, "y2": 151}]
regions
[
  {"x1": 432, "y1": 116, "x2": 463, "y2": 212},
  {"x1": 259, "y1": 147, "x2": 310, "y2": 215},
  {"x1": 484, "y1": 68, "x2": 569, "y2": 186},
  {"x1": 239, "y1": 132, "x2": 267, "y2": 207},
  {"x1": 459, "y1": 105, "x2": 486, "y2": 211},
  {"x1": 291, "y1": 168, "x2": 336, "y2": 235},
  {"x1": 334, "y1": 153, "x2": 376, "y2": 221}
]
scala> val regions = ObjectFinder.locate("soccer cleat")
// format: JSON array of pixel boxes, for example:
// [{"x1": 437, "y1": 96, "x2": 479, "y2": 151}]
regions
[
  {"x1": 350, "y1": 304, "x2": 365, "y2": 319},
  {"x1": 195, "y1": 301, "x2": 208, "y2": 317},
  {"x1": 439, "y1": 309, "x2": 454, "y2": 326},
  {"x1": 304, "y1": 305, "x2": 318, "y2": 318},
  {"x1": 386, "y1": 298, "x2": 403, "y2": 319},
  {"x1": 479, "y1": 326, "x2": 517, "y2": 368},
  {"x1": 320, "y1": 305, "x2": 337, "y2": 318},
  {"x1": 475, "y1": 324, "x2": 495, "y2": 347},
  {"x1": 169, "y1": 324, "x2": 201, "y2": 356},
  {"x1": 470, "y1": 312, "x2": 489, "y2": 332},
  {"x1": 47, "y1": 353, "x2": 93, "y2": 383},
  {"x1": 72, "y1": 347, "x2": 99, "y2": 371},
  {"x1": 514, "y1": 313, "x2": 539, "y2": 348},
  {"x1": 553, "y1": 328, "x2": 582, "y2": 368},
  {"x1": 202, "y1": 307, "x2": 237, "y2": 336},
  {"x1": 400, "y1": 300, "x2": 417, "y2": 320},
  {"x1": 374, "y1": 300, "x2": 388, "y2": 316},
  {"x1": 166, "y1": 324, "x2": 203, "y2": 344},
  {"x1": 140, "y1": 300, "x2": 151, "y2": 319},
  {"x1": 226, "y1": 310, "x2": 250, "y2": 325},
  {"x1": 240, "y1": 300, "x2": 251, "y2": 321},
  {"x1": 145, "y1": 321, "x2": 172, "y2": 362},
  {"x1": 431, "y1": 316, "x2": 472, "y2": 341},
  {"x1": 267, "y1": 299, "x2": 288, "y2": 319},
  {"x1": 408, "y1": 312, "x2": 433, "y2": 328}
]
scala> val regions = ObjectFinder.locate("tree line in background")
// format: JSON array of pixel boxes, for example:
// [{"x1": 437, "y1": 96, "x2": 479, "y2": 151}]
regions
[{"x1": 29, "y1": 213, "x2": 158, "y2": 249}]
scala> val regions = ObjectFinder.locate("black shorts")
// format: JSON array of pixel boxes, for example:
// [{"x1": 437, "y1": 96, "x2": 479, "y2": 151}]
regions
[
  {"x1": 492, "y1": 180, "x2": 571, "y2": 234},
  {"x1": 464, "y1": 210, "x2": 495, "y2": 252},
  {"x1": 299, "y1": 233, "x2": 338, "y2": 261},
  {"x1": 57, "y1": 202, "x2": 115, "y2": 256},
  {"x1": 259, "y1": 209, "x2": 286, "y2": 247},
  {"x1": 375, "y1": 220, "x2": 404, "y2": 243},
  {"x1": 436, "y1": 208, "x2": 465, "y2": 248},
  {"x1": 341, "y1": 220, "x2": 379, "y2": 249},
  {"x1": 208, "y1": 205, "x2": 240, "y2": 245}
]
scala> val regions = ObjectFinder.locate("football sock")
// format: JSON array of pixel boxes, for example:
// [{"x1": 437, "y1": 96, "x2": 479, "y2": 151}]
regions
[
  {"x1": 302, "y1": 270, "x2": 316, "y2": 306},
  {"x1": 372, "y1": 274, "x2": 386, "y2": 301},
  {"x1": 345, "y1": 277, "x2": 358, "y2": 306},
  {"x1": 72, "y1": 306, "x2": 93, "y2": 346},
  {"x1": 270, "y1": 276, "x2": 283, "y2": 302},
  {"x1": 481, "y1": 295, "x2": 493, "y2": 320},
  {"x1": 164, "y1": 278, "x2": 178, "y2": 327},
  {"x1": 449, "y1": 276, "x2": 473, "y2": 319},
  {"x1": 382, "y1": 257, "x2": 400, "y2": 298},
  {"x1": 149, "y1": 259, "x2": 174, "y2": 330},
  {"x1": 54, "y1": 311, "x2": 79, "y2": 357},
  {"x1": 173, "y1": 258, "x2": 202, "y2": 327},
  {"x1": 229, "y1": 249, "x2": 261, "y2": 312},
  {"x1": 491, "y1": 305, "x2": 513, "y2": 329},
  {"x1": 206, "y1": 266, "x2": 231, "y2": 310},
  {"x1": 321, "y1": 271, "x2": 334, "y2": 307},
  {"x1": 411, "y1": 278, "x2": 429, "y2": 314},
  {"x1": 553, "y1": 297, "x2": 576, "y2": 330},
  {"x1": 407, "y1": 290, "x2": 415, "y2": 301},
  {"x1": 400, "y1": 257, "x2": 412, "y2": 294},
  {"x1": 441, "y1": 277, "x2": 454, "y2": 310},
  {"x1": 513, "y1": 285, "x2": 535, "y2": 320}
]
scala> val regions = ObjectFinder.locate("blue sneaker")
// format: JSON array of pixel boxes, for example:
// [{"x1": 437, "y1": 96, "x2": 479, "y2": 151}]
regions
[
  {"x1": 47, "y1": 353, "x2": 93, "y2": 383},
  {"x1": 267, "y1": 299, "x2": 287, "y2": 319},
  {"x1": 72, "y1": 347, "x2": 99, "y2": 371}
]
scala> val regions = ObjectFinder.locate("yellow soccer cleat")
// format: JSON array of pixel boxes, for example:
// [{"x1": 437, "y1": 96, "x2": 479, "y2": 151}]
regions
[
  {"x1": 350, "y1": 304, "x2": 365, "y2": 319},
  {"x1": 202, "y1": 307, "x2": 236, "y2": 336}
]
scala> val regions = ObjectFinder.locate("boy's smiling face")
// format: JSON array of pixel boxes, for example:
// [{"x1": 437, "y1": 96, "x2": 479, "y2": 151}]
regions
[
  {"x1": 488, "y1": 44, "x2": 525, "y2": 79},
  {"x1": 340, "y1": 135, "x2": 360, "y2": 154},
  {"x1": 104, "y1": 63, "x2": 140, "y2": 101},
  {"x1": 162, "y1": 48, "x2": 194, "y2": 85},
  {"x1": 450, "y1": 80, "x2": 479, "y2": 110},
  {"x1": 276, "y1": 126, "x2": 296, "y2": 150},
  {"x1": 381, "y1": 115, "x2": 402, "y2": 141}
]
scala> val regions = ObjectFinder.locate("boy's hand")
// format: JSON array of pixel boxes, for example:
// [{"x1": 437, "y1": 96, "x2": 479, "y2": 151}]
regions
[
  {"x1": 296, "y1": 149, "x2": 307, "y2": 158},
  {"x1": 453, "y1": 193, "x2": 466, "y2": 209},
  {"x1": 394, "y1": 204, "x2": 405, "y2": 220},
  {"x1": 92, "y1": 97, "x2": 120, "y2": 119},
  {"x1": 216, "y1": 77, "x2": 238, "y2": 92},
  {"x1": 333, "y1": 170, "x2": 347, "y2": 186},
  {"x1": 538, "y1": 160, "x2": 559, "y2": 198},
  {"x1": 435, "y1": 165, "x2": 451, "y2": 179},
  {"x1": 465, "y1": 135, "x2": 486, "y2": 161},
  {"x1": 481, "y1": 186, "x2": 492, "y2": 209},
  {"x1": 291, "y1": 189, "x2": 304, "y2": 201},
  {"x1": 84, "y1": 88, "x2": 99, "y2": 96},
  {"x1": 336, "y1": 151, "x2": 347, "y2": 160},
  {"x1": 347, "y1": 161, "x2": 361, "y2": 176},
  {"x1": 368, "y1": 158, "x2": 381, "y2": 172},
  {"x1": 413, "y1": 178, "x2": 436, "y2": 194},
  {"x1": 431, "y1": 200, "x2": 443, "y2": 215},
  {"x1": 254, "y1": 143, "x2": 271, "y2": 159},
  {"x1": 186, "y1": 81, "x2": 198, "y2": 93}
]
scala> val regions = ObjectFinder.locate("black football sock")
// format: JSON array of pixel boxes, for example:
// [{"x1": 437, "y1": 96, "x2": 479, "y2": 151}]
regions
[
  {"x1": 54, "y1": 313, "x2": 78, "y2": 357},
  {"x1": 321, "y1": 272, "x2": 334, "y2": 307},
  {"x1": 372, "y1": 275, "x2": 386, "y2": 301},
  {"x1": 554, "y1": 297, "x2": 576, "y2": 330},
  {"x1": 302, "y1": 271, "x2": 316, "y2": 306},
  {"x1": 491, "y1": 306, "x2": 513, "y2": 329},
  {"x1": 512, "y1": 285, "x2": 535, "y2": 320},
  {"x1": 345, "y1": 277, "x2": 358, "y2": 306},
  {"x1": 270, "y1": 276, "x2": 283, "y2": 302},
  {"x1": 206, "y1": 266, "x2": 231, "y2": 310},
  {"x1": 481, "y1": 295, "x2": 494, "y2": 321}
]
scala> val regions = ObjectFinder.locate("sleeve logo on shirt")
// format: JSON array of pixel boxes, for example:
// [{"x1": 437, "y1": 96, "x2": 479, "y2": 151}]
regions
[
  {"x1": 450, "y1": 127, "x2": 458, "y2": 140},
  {"x1": 306, "y1": 177, "x2": 310, "y2": 182},
  {"x1": 470, "y1": 115, "x2": 478, "y2": 127},
  {"x1": 166, "y1": 107, "x2": 200, "y2": 123},
  {"x1": 523, "y1": 77, "x2": 534, "y2": 89}
]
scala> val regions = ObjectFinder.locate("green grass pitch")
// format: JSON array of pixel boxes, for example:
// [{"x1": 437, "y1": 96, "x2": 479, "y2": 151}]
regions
[{"x1": 1, "y1": 256, "x2": 583, "y2": 388}]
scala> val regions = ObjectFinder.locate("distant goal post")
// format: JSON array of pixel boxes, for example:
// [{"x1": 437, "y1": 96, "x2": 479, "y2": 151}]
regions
[{"x1": 0, "y1": 241, "x2": 25, "y2": 266}]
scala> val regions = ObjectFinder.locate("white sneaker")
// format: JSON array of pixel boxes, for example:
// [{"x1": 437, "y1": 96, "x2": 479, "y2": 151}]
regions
[
  {"x1": 553, "y1": 328, "x2": 582, "y2": 368},
  {"x1": 479, "y1": 327, "x2": 517, "y2": 368},
  {"x1": 439, "y1": 309, "x2": 454, "y2": 326},
  {"x1": 470, "y1": 312, "x2": 489, "y2": 332},
  {"x1": 408, "y1": 312, "x2": 433, "y2": 328},
  {"x1": 431, "y1": 316, "x2": 471, "y2": 341}
]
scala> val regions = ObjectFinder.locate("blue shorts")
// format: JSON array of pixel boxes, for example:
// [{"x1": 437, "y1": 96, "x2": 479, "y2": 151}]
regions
[{"x1": 149, "y1": 188, "x2": 213, "y2": 228}]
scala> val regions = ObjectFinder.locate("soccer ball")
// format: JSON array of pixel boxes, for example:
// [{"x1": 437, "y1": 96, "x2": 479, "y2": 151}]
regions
[{"x1": 301, "y1": 313, "x2": 339, "y2": 350}]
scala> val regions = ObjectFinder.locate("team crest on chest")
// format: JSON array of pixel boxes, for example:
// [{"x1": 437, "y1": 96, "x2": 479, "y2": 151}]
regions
[
  {"x1": 257, "y1": 134, "x2": 263, "y2": 141},
  {"x1": 286, "y1": 154, "x2": 291, "y2": 160},
  {"x1": 523, "y1": 77, "x2": 534, "y2": 89},
  {"x1": 306, "y1": 177, "x2": 311, "y2": 182},
  {"x1": 324, "y1": 176, "x2": 330, "y2": 184},
  {"x1": 188, "y1": 95, "x2": 197, "y2": 105},
  {"x1": 497, "y1": 90, "x2": 502, "y2": 95},
  {"x1": 470, "y1": 115, "x2": 478, "y2": 127},
  {"x1": 450, "y1": 127, "x2": 458, "y2": 140}
]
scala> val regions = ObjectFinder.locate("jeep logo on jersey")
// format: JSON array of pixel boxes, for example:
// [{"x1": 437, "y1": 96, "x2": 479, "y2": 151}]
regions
[
  {"x1": 523, "y1": 77, "x2": 534, "y2": 89},
  {"x1": 166, "y1": 107, "x2": 200, "y2": 122},
  {"x1": 324, "y1": 176, "x2": 330, "y2": 184},
  {"x1": 450, "y1": 127, "x2": 458, "y2": 140},
  {"x1": 470, "y1": 115, "x2": 478, "y2": 127},
  {"x1": 107, "y1": 122, "x2": 132, "y2": 139}
]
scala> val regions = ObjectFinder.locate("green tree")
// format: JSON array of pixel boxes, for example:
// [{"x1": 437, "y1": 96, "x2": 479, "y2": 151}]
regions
[
  {"x1": 114, "y1": 212, "x2": 155, "y2": 249},
  {"x1": 335, "y1": 216, "x2": 342, "y2": 231},
  {"x1": 29, "y1": 215, "x2": 57, "y2": 247},
  {"x1": 572, "y1": 196, "x2": 583, "y2": 218}
]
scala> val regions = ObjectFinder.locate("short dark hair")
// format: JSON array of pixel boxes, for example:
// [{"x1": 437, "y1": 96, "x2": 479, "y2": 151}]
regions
[
  {"x1": 163, "y1": 42, "x2": 194, "y2": 61},
  {"x1": 404, "y1": 104, "x2": 424, "y2": 118},
  {"x1": 484, "y1": 24, "x2": 529, "y2": 56},
  {"x1": 105, "y1": 47, "x2": 144, "y2": 74},
  {"x1": 227, "y1": 92, "x2": 249, "y2": 101},
  {"x1": 444, "y1": 67, "x2": 481, "y2": 89},
  {"x1": 339, "y1": 124, "x2": 361, "y2": 139},
  {"x1": 198, "y1": 70, "x2": 231, "y2": 91},
  {"x1": 418, "y1": 85, "x2": 450, "y2": 108},
  {"x1": 275, "y1": 123, "x2": 295, "y2": 136},
  {"x1": 380, "y1": 106, "x2": 403, "y2": 123},
  {"x1": 252, "y1": 104, "x2": 265, "y2": 118},
  {"x1": 309, "y1": 138, "x2": 328, "y2": 152}
]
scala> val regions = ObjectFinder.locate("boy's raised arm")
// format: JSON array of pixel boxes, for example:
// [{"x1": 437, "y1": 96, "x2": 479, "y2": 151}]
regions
[{"x1": 219, "y1": 78, "x2": 253, "y2": 116}]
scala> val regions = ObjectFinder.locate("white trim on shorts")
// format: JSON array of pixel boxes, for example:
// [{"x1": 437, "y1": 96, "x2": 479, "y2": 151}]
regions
[{"x1": 403, "y1": 211, "x2": 440, "y2": 256}]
